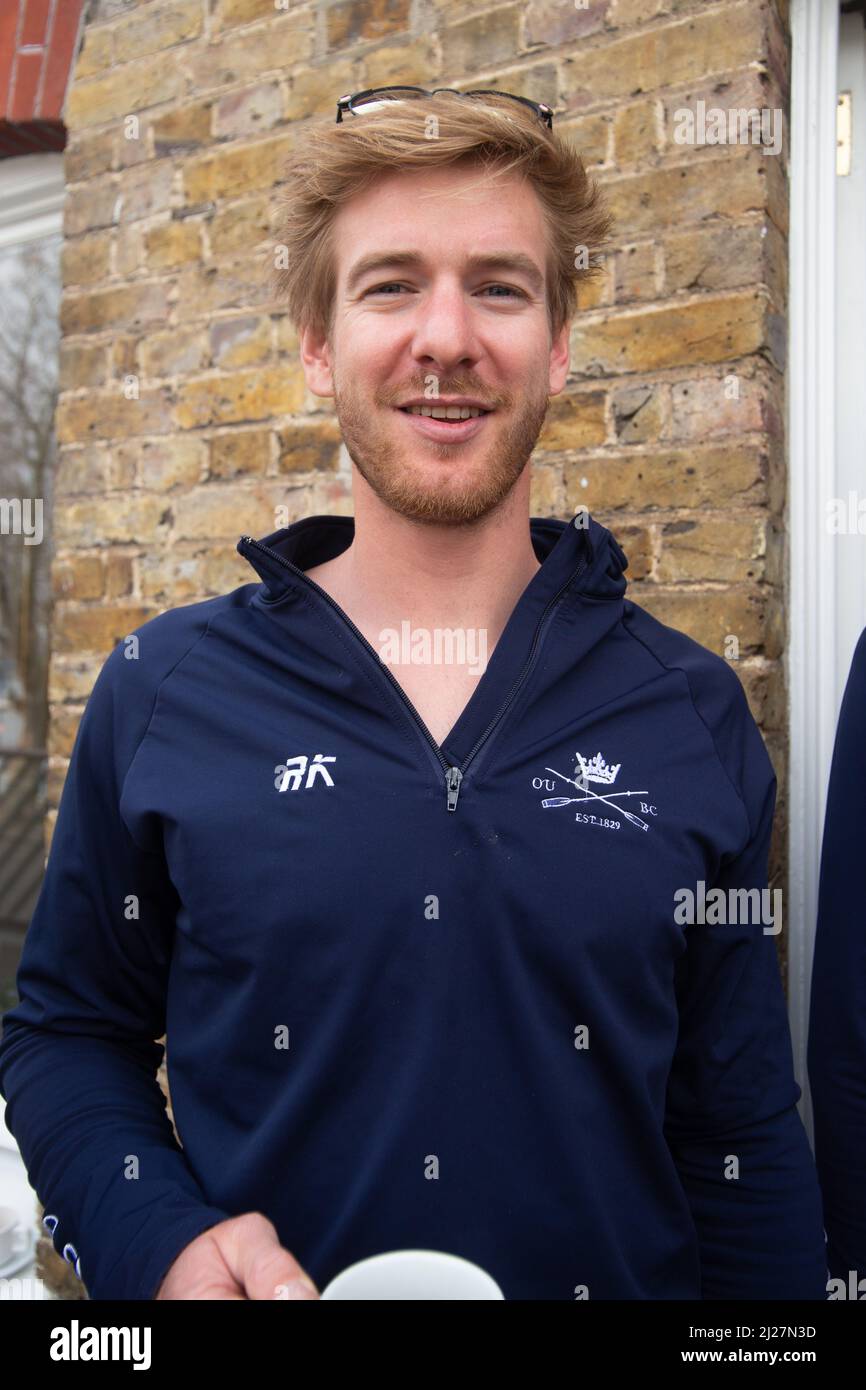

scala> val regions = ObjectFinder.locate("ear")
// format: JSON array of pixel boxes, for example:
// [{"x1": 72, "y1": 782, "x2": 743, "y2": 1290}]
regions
[
  {"x1": 547, "y1": 318, "x2": 570, "y2": 397},
  {"x1": 299, "y1": 324, "x2": 335, "y2": 399}
]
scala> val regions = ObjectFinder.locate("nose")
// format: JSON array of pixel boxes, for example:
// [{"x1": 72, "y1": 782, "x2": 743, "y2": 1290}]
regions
[{"x1": 409, "y1": 275, "x2": 482, "y2": 377}]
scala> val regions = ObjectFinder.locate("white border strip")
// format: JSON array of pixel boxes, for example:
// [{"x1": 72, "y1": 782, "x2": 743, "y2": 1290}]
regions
[{"x1": 787, "y1": 0, "x2": 840, "y2": 1143}]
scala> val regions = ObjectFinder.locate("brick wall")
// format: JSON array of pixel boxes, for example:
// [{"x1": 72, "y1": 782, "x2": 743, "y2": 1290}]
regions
[{"x1": 55, "y1": 0, "x2": 791, "y2": 900}]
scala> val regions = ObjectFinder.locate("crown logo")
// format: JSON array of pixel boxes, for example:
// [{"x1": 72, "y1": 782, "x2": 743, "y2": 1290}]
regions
[{"x1": 574, "y1": 750, "x2": 621, "y2": 786}]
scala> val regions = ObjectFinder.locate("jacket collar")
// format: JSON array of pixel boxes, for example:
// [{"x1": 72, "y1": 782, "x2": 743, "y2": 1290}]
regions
[{"x1": 237, "y1": 511, "x2": 628, "y2": 609}]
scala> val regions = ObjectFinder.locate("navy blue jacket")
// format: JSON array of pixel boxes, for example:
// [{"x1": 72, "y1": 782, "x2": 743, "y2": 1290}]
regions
[
  {"x1": 808, "y1": 624, "x2": 866, "y2": 1285},
  {"x1": 0, "y1": 511, "x2": 827, "y2": 1300}
]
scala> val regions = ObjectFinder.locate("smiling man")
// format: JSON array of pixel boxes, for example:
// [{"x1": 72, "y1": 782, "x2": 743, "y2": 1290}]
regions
[
  {"x1": 0, "y1": 90, "x2": 828, "y2": 1302},
  {"x1": 296, "y1": 156, "x2": 571, "y2": 745}
]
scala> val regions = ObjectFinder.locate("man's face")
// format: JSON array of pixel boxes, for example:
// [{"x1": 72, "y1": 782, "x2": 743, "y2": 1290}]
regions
[{"x1": 300, "y1": 162, "x2": 570, "y2": 526}]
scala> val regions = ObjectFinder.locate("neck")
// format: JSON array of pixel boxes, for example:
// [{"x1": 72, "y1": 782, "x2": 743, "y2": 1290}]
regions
[{"x1": 324, "y1": 471, "x2": 541, "y2": 640}]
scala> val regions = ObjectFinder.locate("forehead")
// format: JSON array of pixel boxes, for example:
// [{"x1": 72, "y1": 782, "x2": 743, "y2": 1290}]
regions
[{"x1": 331, "y1": 165, "x2": 548, "y2": 283}]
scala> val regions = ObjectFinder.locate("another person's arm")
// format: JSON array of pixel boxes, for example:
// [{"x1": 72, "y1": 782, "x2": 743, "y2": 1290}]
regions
[
  {"x1": 664, "y1": 679, "x2": 827, "y2": 1299},
  {"x1": 808, "y1": 625, "x2": 866, "y2": 1284}
]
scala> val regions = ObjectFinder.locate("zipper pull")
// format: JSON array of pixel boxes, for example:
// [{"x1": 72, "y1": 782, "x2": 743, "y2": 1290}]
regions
[{"x1": 445, "y1": 766, "x2": 463, "y2": 811}]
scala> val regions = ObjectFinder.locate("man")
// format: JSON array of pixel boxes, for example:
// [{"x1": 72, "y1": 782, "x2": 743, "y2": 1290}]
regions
[{"x1": 0, "y1": 90, "x2": 827, "y2": 1300}]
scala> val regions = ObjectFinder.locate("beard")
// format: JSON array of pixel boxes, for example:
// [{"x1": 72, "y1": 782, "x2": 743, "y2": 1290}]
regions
[{"x1": 331, "y1": 369, "x2": 552, "y2": 527}]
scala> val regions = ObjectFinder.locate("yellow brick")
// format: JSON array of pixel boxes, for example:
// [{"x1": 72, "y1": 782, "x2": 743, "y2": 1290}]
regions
[
  {"x1": 48, "y1": 658, "x2": 103, "y2": 704},
  {"x1": 558, "y1": 114, "x2": 611, "y2": 169},
  {"x1": 144, "y1": 220, "x2": 204, "y2": 269},
  {"x1": 213, "y1": 0, "x2": 284, "y2": 31},
  {"x1": 630, "y1": 587, "x2": 768, "y2": 658},
  {"x1": 563, "y1": 443, "x2": 767, "y2": 512},
  {"x1": 55, "y1": 495, "x2": 169, "y2": 547},
  {"x1": 112, "y1": 0, "x2": 203, "y2": 65},
  {"x1": 62, "y1": 232, "x2": 112, "y2": 287},
  {"x1": 114, "y1": 226, "x2": 145, "y2": 280},
  {"x1": 74, "y1": 25, "x2": 115, "y2": 81},
  {"x1": 58, "y1": 340, "x2": 111, "y2": 392},
  {"x1": 52, "y1": 554, "x2": 105, "y2": 600},
  {"x1": 139, "y1": 327, "x2": 209, "y2": 379},
  {"x1": 183, "y1": 132, "x2": 296, "y2": 204},
  {"x1": 52, "y1": 605, "x2": 159, "y2": 657},
  {"x1": 284, "y1": 59, "x2": 357, "y2": 122},
  {"x1": 185, "y1": 16, "x2": 313, "y2": 93},
  {"x1": 54, "y1": 444, "x2": 136, "y2": 496},
  {"x1": 64, "y1": 129, "x2": 116, "y2": 181},
  {"x1": 172, "y1": 365, "x2": 306, "y2": 428},
  {"x1": 613, "y1": 101, "x2": 660, "y2": 166},
  {"x1": 614, "y1": 242, "x2": 658, "y2": 303},
  {"x1": 173, "y1": 484, "x2": 278, "y2": 539},
  {"x1": 210, "y1": 428, "x2": 272, "y2": 478},
  {"x1": 139, "y1": 544, "x2": 249, "y2": 600},
  {"x1": 562, "y1": 6, "x2": 764, "y2": 108},
  {"x1": 438, "y1": 5, "x2": 522, "y2": 75},
  {"x1": 536, "y1": 390, "x2": 607, "y2": 451},
  {"x1": 152, "y1": 101, "x2": 213, "y2": 153},
  {"x1": 569, "y1": 292, "x2": 766, "y2": 375},
  {"x1": 529, "y1": 464, "x2": 564, "y2": 517},
  {"x1": 612, "y1": 382, "x2": 666, "y2": 443},
  {"x1": 209, "y1": 195, "x2": 271, "y2": 257},
  {"x1": 106, "y1": 553, "x2": 135, "y2": 598},
  {"x1": 56, "y1": 389, "x2": 173, "y2": 444},
  {"x1": 361, "y1": 39, "x2": 438, "y2": 89},
  {"x1": 600, "y1": 150, "x2": 768, "y2": 235},
  {"x1": 65, "y1": 54, "x2": 186, "y2": 130},
  {"x1": 61, "y1": 282, "x2": 171, "y2": 335},
  {"x1": 209, "y1": 315, "x2": 272, "y2": 368},
  {"x1": 657, "y1": 516, "x2": 766, "y2": 582},
  {"x1": 137, "y1": 437, "x2": 207, "y2": 490},
  {"x1": 275, "y1": 420, "x2": 343, "y2": 472},
  {"x1": 327, "y1": 0, "x2": 412, "y2": 50}
]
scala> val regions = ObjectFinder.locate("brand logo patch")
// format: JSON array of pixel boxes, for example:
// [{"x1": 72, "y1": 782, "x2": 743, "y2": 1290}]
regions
[
  {"x1": 275, "y1": 754, "x2": 336, "y2": 792},
  {"x1": 533, "y1": 750, "x2": 658, "y2": 832}
]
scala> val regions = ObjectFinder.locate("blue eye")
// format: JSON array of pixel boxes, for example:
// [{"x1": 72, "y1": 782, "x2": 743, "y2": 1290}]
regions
[{"x1": 365, "y1": 283, "x2": 527, "y2": 298}]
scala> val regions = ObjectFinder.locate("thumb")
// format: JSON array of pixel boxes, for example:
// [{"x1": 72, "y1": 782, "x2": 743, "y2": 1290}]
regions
[{"x1": 226, "y1": 1214, "x2": 320, "y2": 1300}]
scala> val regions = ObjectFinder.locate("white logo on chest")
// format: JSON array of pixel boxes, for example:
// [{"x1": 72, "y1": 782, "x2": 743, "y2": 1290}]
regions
[
  {"x1": 532, "y1": 751, "x2": 659, "y2": 832},
  {"x1": 275, "y1": 754, "x2": 336, "y2": 792}
]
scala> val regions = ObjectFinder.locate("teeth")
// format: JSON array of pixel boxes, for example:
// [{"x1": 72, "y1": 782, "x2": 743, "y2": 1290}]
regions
[{"x1": 405, "y1": 405, "x2": 485, "y2": 419}]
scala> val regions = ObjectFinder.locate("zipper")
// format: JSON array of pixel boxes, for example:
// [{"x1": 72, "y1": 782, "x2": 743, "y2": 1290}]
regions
[{"x1": 240, "y1": 534, "x2": 590, "y2": 812}]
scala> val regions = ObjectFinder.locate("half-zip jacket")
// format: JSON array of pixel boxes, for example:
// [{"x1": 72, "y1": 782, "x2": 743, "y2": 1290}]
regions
[{"x1": 0, "y1": 511, "x2": 827, "y2": 1300}]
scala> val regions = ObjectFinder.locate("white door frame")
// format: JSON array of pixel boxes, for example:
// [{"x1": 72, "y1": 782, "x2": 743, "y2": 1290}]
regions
[{"x1": 787, "y1": 0, "x2": 841, "y2": 1143}]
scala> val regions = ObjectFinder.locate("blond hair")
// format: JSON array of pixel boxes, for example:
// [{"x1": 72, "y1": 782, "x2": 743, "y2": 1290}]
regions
[{"x1": 270, "y1": 92, "x2": 614, "y2": 343}]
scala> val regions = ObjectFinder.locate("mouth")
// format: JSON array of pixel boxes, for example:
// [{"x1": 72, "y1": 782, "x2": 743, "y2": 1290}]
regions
[{"x1": 395, "y1": 404, "x2": 495, "y2": 443}]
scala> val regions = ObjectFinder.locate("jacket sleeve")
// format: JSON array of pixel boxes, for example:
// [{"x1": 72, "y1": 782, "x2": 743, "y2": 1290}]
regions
[
  {"x1": 808, "y1": 625, "x2": 866, "y2": 1282},
  {"x1": 663, "y1": 677, "x2": 828, "y2": 1299},
  {"x1": 0, "y1": 638, "x2": 232, "y2": 1300}
]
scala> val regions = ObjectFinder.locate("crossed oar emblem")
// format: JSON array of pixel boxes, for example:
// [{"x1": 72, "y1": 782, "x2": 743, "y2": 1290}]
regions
[{"x1": 541, "y1": 763, "x2": 650, "y2": 832}]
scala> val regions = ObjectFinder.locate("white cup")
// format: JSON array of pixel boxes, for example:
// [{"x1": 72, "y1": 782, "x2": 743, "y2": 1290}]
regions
[
  {"x1": 319, "y1": 1249, "x2": 505, "y2": 1300},
  {"x1": 0, "y1": 1207, "x2": 29, "y2": 1266}
]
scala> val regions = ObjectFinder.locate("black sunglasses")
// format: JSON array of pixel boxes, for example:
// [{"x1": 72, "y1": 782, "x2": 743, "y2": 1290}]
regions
[{"x1": 336, "y1": 87, "x2": 554, "y2": 131}]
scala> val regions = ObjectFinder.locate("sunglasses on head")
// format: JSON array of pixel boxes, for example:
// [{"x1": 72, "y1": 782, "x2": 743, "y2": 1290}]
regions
[{"x1": 336, "y1": 87, "x2": 554, "y2": 130}]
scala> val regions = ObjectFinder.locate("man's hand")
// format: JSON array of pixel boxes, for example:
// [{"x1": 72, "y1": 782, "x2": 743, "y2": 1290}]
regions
[{"x1": 154, "y1": 1212, "x2": 320, "y2": 1300}]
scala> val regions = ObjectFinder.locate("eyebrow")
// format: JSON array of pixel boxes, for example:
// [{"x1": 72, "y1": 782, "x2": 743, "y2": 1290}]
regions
[{"x1": 344, "y1": 250, "x2": 545, "y2": 297}]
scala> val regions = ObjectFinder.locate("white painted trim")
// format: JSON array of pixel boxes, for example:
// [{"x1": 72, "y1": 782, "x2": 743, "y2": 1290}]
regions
[
  {"x1": 0, "y1": 153, "x2": 64, "y2": 251},
  {"x1": 787, "y1": 0, "x2": 840, "y2": 1143}
]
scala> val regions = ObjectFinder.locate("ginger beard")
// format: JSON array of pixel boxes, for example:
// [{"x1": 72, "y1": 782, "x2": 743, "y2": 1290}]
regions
[{"x1": 330, "y1": 361, "x2": 553, "y2": 527}]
